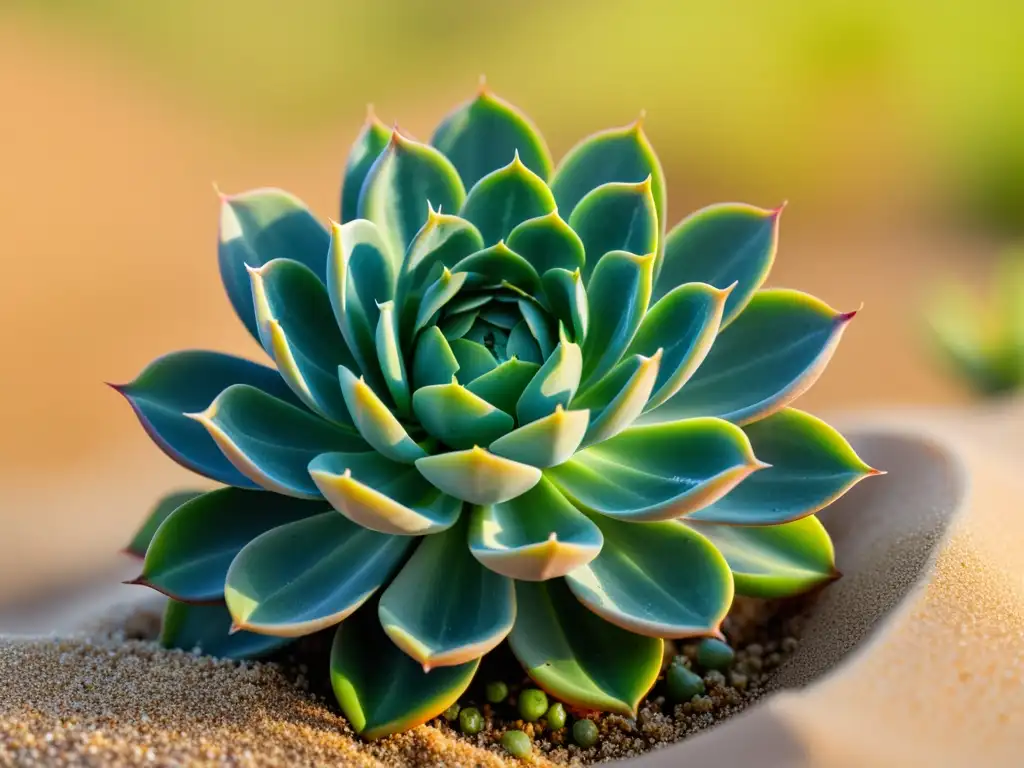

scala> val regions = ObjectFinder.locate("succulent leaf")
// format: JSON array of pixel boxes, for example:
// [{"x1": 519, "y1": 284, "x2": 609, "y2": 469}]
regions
[
  {"x1": 546, "y1": 419, "x2": 761, "y2": 522},
  {"x1": 414, "y1": 268, "x2": 469, "y2": 334},
  {"x1": 469, "y1": 478, "x2": 602, "y2": 581},
  {"x1": 125, "y1": 489, "x2": 203, "y2": 558},
  {"x1": 337, "y1": 366, "x2": 425, "y2": 464},
  {"x1": 357, "y1": 132, "x2": 466, "y2": 265},
  {"x1": 448, "y1": 338, "x2": 498, "y2": 383},
  {"x1": 378, "y1": 517, "x2": 515, "y2": 669},
  {"x1": 506, "y1": 320, "x2": 544, "y2": 364},
  {"x1": 431, "y1": 88, "x2": 553, "y2": 190},
  {"x1": 113, "y1": 352, "x2": 304, "y2": 488},
  {"x1": 225, "y1": 511, "x2": 411, "y2": 636},
  {"x1": 508, "y1": 579, "x2": 662, "y2": 716},
  {"x1": 452, "y1": 242, "x2": 541, "y2": 292},
  {"x1": 516, "y1": 330, "x2": 583, "y2": 424},
  {"x1": 139, "y1": 489, "x2": 326, "y2": 602},
  {"x1": 398, "y1": 211, "x2": 483, "y2": 307},
  {"x1": 330, "y1": 602, "x2": 478, "y2": 740},
  {"x1": 412, "y1": 327, "x2": 461, "y2": 389},
  {"x1": 569, "y1": 180, "x2": 659, "y2": 281},
  {"x1": 579, "y1": 351, "x2": 662, "y2": 447},
  {"x1": 647, "y1": 290, "x2": 855, "y2": 425},
  {"x1": 341, "y1": 110, "x2": 391, "y2": 223},
  {"x1": 541, "y1": 268, "x2": 589, "y2": 343},
  {"x1": 375, "y1": 301, "x2": 412, "y2": 417},
  {"x1": 506, "y1": 212, "x2": 585, "y2": 275},
  {"x1": 565, "y1": 517, "x2": 734, "y2": 638},
  {"x1": 517, "y1": 298, "x2": 556, "y2": 358},
  {"x1": 688, "y1": 408, "x2": 876, "y2": 525},
  {"x1": 415, "y1": 447, "x2": 542, "y2": 505},
  {"x1": 465, "y1": 358, "x2": 540, "y2": 413},
  {"x1": 489, "y1": 406, "x2": 590, "y2": 468},
  {"x1": 459, "y1": 154, "x2": 556, "y2": 245},
  {"x1": 310, "y1": 452, "x2": 462, "y2": 535},
  {"x1": 686, "y1": 515, "x2": 838, "y2": 598},
  {"x1": 189, "y1": 384, "x2": 365, "y2": 498},
  {"x1": 161, "y1": 600, "x2": 292, "y2": 660},
  {"x1": 412, "y1": 380, "x2": 514, "y2": 449},
  {"x1": 656, "y1": 203, "x2": 781, "y2": 324},
  {"x1": 218, "y1": 188, "x2": 331, "y2": 342}
]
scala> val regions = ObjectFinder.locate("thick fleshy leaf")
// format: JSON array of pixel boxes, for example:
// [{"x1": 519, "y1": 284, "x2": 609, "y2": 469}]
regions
[
  {"x1": 161, "y1": 600, "x2": 291, "y2": 660},
  {"x1": 546, "y1": 419, "x2": 762, "y2": 522},
  {"x1": 218, "y1": 188, "x2": 331, "y2": 342},
  {"x1": 517, "y1": 298, "x2": 556, "y2": 358},
  {"x1": 506, "y1": 319, "x2": 544, "y2": 364},
  {"x1": 357, "y1": 132, "x2": 466, "y2": 264},
  {"x1": 330, "y1": 603, "x2": 478, "y2": 740},
  {"x1": 340, "y1": 109, "x2": 391, "y2": 223},
  {"x1": 125, "y1": 490, "x2": 203, "y2": 558},
  {"x1": 412, "y1": 381, "x2": 513, "y2": 450},
  {"x1": 565, "y1": 516, "x2": 734, "y2": 638},
  {"x1": 516, "y1": 330, "x2": 583, "y2": 424},
  {"x1": 579, "y1": 351, "x2": 662, "y2": 448},
  {"x1": 398, "y1": 210, "x2": 484, "y2": 305},
  {"x1": 506, "y1": 211, "x2": 585, "y2": 275},
  {"x1": 338, "y1": 366, "x2": 425, "y2": 464},
  {"x1": 465, "y1": 358, "x2": 540, "y2": 414},
  {"x1": 414, "y1": 268, "x2": 468, "y2": 334},
  {"x1": 625, "y1": 282, "x2": 731, "y2": 411},
  {"x1": 249, "y1": 258, "x2": 355, "y2": 423},
  {"x1": 431, "y1": 86, "x2": 553, "y2": 190},
  {"x1": 375, "y1": 300, "x2": 411, "y2": 417},
  {"x1": 309, "y1": 452, "x2": 462, "y2": 536},
  {"x1": 137, "y1": 488, "x2": 326, "y2": 602},
  {"x1": 189, "y1": 384, "x2": 365, "y2": 498},
  {"x1": 646, "y1": 290, "x2": 856, "y2": 425},
  {"x1": 459, "y1": 154, "x2": 556, "y2": 245},
  {"x1": 448, "y1": 338, "x2": 498, "y2": 383},
  {"x1": 438, "y1": 309, "x2": 479, "y2": 340},
  {"x1": 688, "y1": 408, "x2": 877, "y2": 524},
  {"x1": 416, "y1": 447, "x2": 542, "y2": 505},
  {"x1": 452, "y1": 242, "x2": 541, "y2": 292},
  {"x1": 569, "y1": 179, "x2": 659, "y2": 281},
  {"x1": 509, "y1": 579, "x2": 662, "y2": 716},
  {"x1": 579, "y1": 251, "x2": 654, "y2": 387},
  {"x1": 412, "y1": 327, "x2": 460, "y2": 389},
  {"x1": 687, "y1": 515, "x2": 839, "y2": 598},
  {"x1": 379, "y1": 518, "x2": 515, "y2": 669},
  {"x1": 656, "y1": 203, "x2": 781, "y2": 324},
  {"x1": 225, "y1": 511, "x2": 410, "y2": 636},
  {"x1": 327, "y1": 219, "x2": 395, "y2": 395},
  {"x1": 470, "y1": 477, "x2": 602, "y2": 581},
  {"x1": 478, "y1": 301, "x2": 521, "y2": 329},
  {"x1": 113, "y1": 352, "x2": 302, "y2": 488},
  {"x1": 489, "y1": 406, "x2": 590, "y2": 468},
  {"x1": 541, "y1": 268, "x2": 588, "y2": 343}
]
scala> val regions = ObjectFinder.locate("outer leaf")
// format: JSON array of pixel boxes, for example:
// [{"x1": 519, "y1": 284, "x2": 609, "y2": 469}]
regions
[
  {"x1": 646, "y1": 290, "x2": 856, "y2": 425},
  {"x1": 337, "y1": 366, "x2": 425, "y2": 464},
  {"x1": 412, "y1": 381, "x2": 514, "y2": 449},
  {"x1": 579, "y1": 251, "x2": 655, "y2": 388},
  {"x1": 357, "y1": 132, "x2": 466, "y2": 264},
  {"x1": 379, "y1": 517, "x2": 515, "y2": 669},
  {"x1": 431, "y1": 86, "x2": 553, "y2": 190},
  {"x1": 375, "y1": 300, "x2": 411, "y2": 417},
  {"x1": 509, "y1": 579, "x2": 662, "y2": 716},
  {"x1": 546, "y1": 418, "x2": 763, "y2": 522},
  {"x1": 566, "y1": 517, "x2": 734, "y2": 638},
  {"x1": 507, "y1": 211, "x2": 585, "y2": 275},
  {"x1": 415, "y1": 447, "x2": 542, "y2": 505},
  {"x1": 489, "y1": 406, "x2": 590, "y2": 468},
  {"x1": 569, "y1": 179, "x2": 659, "y2": 281},
  {"x1": 687, "y1": 515, "x2": 839, "y2": 598},
  {"x1": 452, "y1": 242, "x2": 541, "y2": 292},
  {"x1": 656, "y1": 203, "x2": 781, "y2": 324},
  {"x1": 541, "y1": 268, "x2": 589, "y2": 343},
  {"x1": 470, "y1": 478, "x2": 603, "y2": 581},
  {"x1": 459, "y1": 153, "x2": 556, "y2": 245},
  {"x1": 310, "y1": 452, "x2": 462, "y2": 536},
  {"x1": 218, "y1": 188, "x2": 330, "y2": 342},
  {"x1": 225, "y1": 511, "x2": 411, "y2": 636},
  {"x1": 330, "y1": 603, "x2": 478, "y2": 740},
  {"x1": 138, "y1": 488, "x2": 326, "y2": 602},
  {"x1": 516, "y1": 329, "x2": 583, "y2": 424},
  {"x1": 189, "y1": 384, "x2": 365, "y2": 498},
  {"x1": 340, "y1": 109, "x2": 391, "y2": 223},
  {"x1": 161, "y1": 600, "x2": 291, "y2": 660},
  {"x1": 688, "y1": 408, "x2": 877, "y2": 525},
  {"x1": 465, "y1": 358, "x2": 540, "y2": 414},
  {"x1": 412, "y1": 327, "x2": 460, "y2": 390},
  {"x1": 112, "y1": 351, "x2": 302, "y2": 488},
  {"x1": 125, "y1": 490, "x2": 203, "y2": 558}
]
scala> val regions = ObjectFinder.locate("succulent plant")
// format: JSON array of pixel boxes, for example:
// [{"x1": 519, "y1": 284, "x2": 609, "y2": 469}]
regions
[{"x1": 119, "y1": 83, "x2": 879, "y2": 739}]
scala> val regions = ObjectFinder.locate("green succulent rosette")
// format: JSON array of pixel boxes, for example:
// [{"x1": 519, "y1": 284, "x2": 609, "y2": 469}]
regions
[{"x1": 118, "y1": 86, "x2": 878, "y2": 739}]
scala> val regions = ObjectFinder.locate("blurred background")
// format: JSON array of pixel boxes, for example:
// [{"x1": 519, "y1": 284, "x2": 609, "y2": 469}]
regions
[{"x1": 1, "y1": 0, "x2": 1022, "y2": 606}]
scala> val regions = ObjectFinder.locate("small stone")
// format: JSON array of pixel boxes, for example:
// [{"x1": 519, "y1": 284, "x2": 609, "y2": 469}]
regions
[
  {"x1": 572, "y1": 718, "x2": 599, "y2": 748},
  {"x1": 743, "y1": 655, "x2": 764, "y2": 674},
  {"x1": 781, "y1": 637, "x2": 799, "y2": 654},
  {"x1": 746, "y1": 643, "x2": 764, "y2": 657},
  {"x1": 696, "y1": 638, "x2": 735, "y2": 671},
  {"x1": 441, "y1": 702, "x2": 460, "y2": 721},
  {"x1": 691, "y1": 695, "x2": 714, "y2": 713},
  {"x1": 518, "y1": 688, "x2": 548, "y2": 722},
  {"x1": 729, "y1": 671, "x2": 749, "y2": 691},
  {"x1": 501, "y1": 730, "x2": 532, "y2": 759},
  {"x1": 703, "y1": 669, "x2": 727, "y2": 688},
  {"x1": 766, "y1": 652, "x2": 782, "y2": 668},
  {"x1": 458, "y1": 706, "x2": 484, "y2": 735},
  {"x1": 545, "y1": 702, "x2": 567, "y2": 730},
  {"x1": 485, "y1": 681, "x2": 509, "y2": 704},
  {"x1": 665, "y1": 664, "x2": 705, "y2": 703}
]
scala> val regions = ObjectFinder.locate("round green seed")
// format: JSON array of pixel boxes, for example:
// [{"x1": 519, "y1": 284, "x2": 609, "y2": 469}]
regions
[
  {"x1": 501, "y1": 730, "x2": 532, "y2": 759},
  {"x1": 441, "y1": 702, "x2": 461, "y2": 721},
  {"x1": 665, "y1": 663, "x2": 705, "y2": 702},
  {"x1": 696, "y1": 638, "x2": 735, "y2": 671},
  {"x1": 545, "y1": 702, "x2": 567, "y2": 729},
  {"x1": 517, "y1": 688, "x2": 548, "y2": 722},
  {"x1": 573, "y1": 718, "x2": 599, "y2": 747},
  {"x1": 459, "y1": 706, "x2": 484, "y2": 735},
  {"x1": 485, "y1": 680, "x2": 509, "y2": 704}
]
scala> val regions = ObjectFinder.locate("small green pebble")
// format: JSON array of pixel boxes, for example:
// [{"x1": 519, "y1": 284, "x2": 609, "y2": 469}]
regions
[
  {"x1": 485, "y1": 680, "x2": 509, "y2": 703},
  {"x1": 666, "y1": 663, "x2": 706, "y2": 702},
  {"x1": 517, "y1": 688, "x2": 548, "y2": 722},
  {"x1": 441, "y1": 702, "x2": 460, "y2": 721},
  {"x1": 545, "y1": 702, "x2": 567, "y2": 729},
  {"x1": 501, "y1": 730, "x2": 532, "y2": 759},
  {"x1": 696, "y1": 637, "x2": 735, "y2": 671},
  {"x1": 459, "y1": 706, "x2": 484, "y2": 735},
  {"x1": 573, "y1": 718, "x2": 599, "y2": 747}
]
